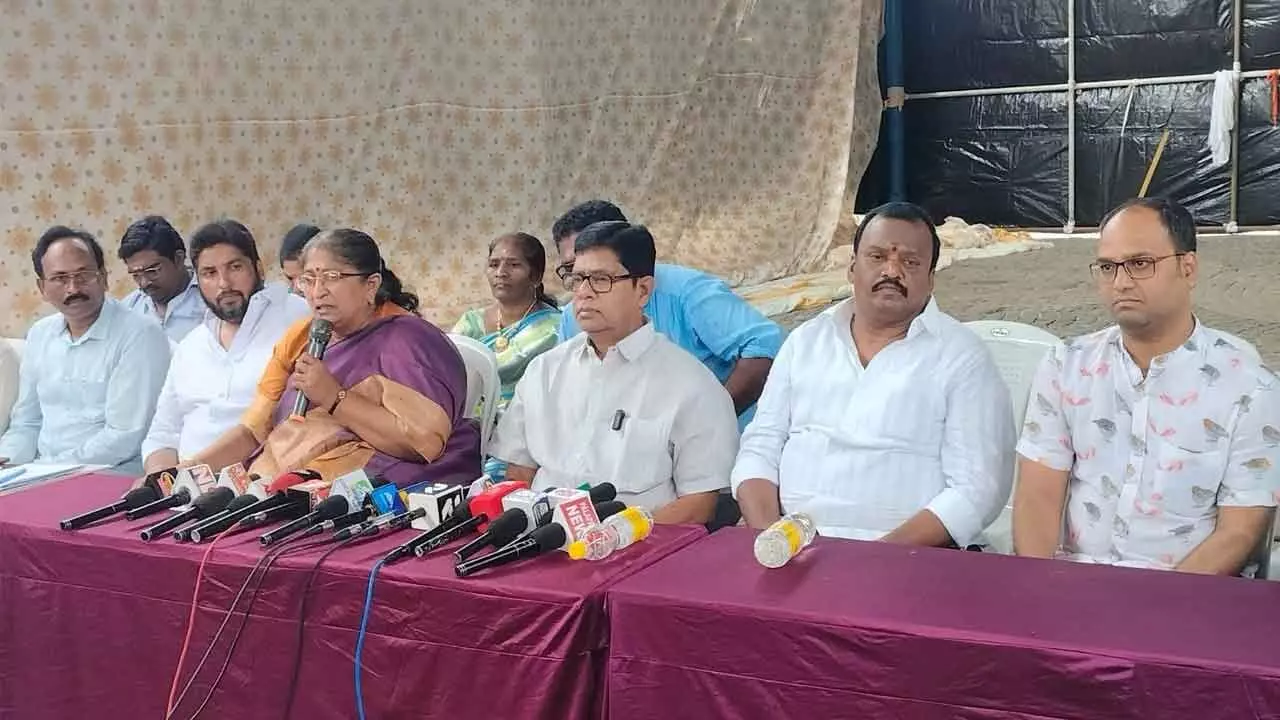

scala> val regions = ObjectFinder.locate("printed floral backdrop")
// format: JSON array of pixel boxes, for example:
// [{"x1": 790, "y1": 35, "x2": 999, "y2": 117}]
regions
[{"x1": 0, "y1": 0, "x2": 883, "y2": 336}]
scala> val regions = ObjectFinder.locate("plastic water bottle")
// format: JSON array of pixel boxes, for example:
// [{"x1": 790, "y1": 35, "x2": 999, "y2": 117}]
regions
[
  {"x1": 567, "y1": 507, "x2": 655, "y2": 561},
  {"x1": 753, "y1": 513, "x2": 817, "y2": 568}
]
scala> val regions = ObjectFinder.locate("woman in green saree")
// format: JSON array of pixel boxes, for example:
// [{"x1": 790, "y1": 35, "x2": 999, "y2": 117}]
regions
[{"x1": 453, "y1": 233, "x2": 560, "y2": 479}]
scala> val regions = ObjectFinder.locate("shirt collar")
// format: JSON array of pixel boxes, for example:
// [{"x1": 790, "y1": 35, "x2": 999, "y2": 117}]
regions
[
  {"x1": 578, "y1": 320, "x2": 658, "y2": 362},
  {"x1": 201, "y1": 281, "x2": 287, "y2": 333},
  {"x1": 1107, "y1": 315, "x2": 1207, "y2": 363},
  {"x1": 831, "y1": 295, "x2": 942, "y2": 340}
]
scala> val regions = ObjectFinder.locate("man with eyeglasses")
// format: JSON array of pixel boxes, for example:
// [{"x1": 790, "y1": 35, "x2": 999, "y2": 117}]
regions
[
  {"x1": 140, "y1": 220, "x2": 310, "y2": 474},
  {"x1": 1014, "y1": 197, "x2": 1279, "y2": 575},
  {"x1": 490, "y1": 221, "x2": 739, "y2": 524},
  {"x1": 551, "y1": 200, "x2": 782, "y2": 432},
  {"x1": 119, "y1": 215, "x2": 205, "y2": 342},
  {"x1": 0, "y1": 226, "x2": 170, "y2": 474}
]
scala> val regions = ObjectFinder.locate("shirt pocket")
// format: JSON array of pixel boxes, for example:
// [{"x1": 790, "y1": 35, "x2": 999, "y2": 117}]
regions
[
  {"x1": 611, "y1": 417, "x2": 673, "y2": 497},
  {"x1": 1151, "y1": 439, "x2": 1224, "y2": 520}
]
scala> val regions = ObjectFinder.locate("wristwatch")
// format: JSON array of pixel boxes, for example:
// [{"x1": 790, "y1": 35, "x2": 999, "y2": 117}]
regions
[{"x1": 328, "y1": 389, "x2": 347, "y2": 415}]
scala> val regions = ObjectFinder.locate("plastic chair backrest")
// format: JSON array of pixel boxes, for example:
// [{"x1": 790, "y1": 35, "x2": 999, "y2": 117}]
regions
[
  {"x1": 965, "y1": 320, "x2": 1063, "y2": 431},
  {"x1": 448, "y1": 334, "x2": 500, "y2": 456},
  {"x1": 0, "y1": 338, "x2": 23, "y2": 435}
]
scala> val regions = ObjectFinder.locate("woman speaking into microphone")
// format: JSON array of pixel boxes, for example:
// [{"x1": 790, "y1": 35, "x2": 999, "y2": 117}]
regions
[{"x1": 188, "y1": 229, "x2": 481, "y2": 486}]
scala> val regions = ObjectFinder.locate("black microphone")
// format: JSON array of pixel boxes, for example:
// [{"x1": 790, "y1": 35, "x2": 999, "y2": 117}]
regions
[
  {"x1": 455, "y1": 523, "x2": 568, "y2": 577},
  {"x1": 298, "y1": 508, "x2": 371, "y2": 540},
  {"x1": 260, "y1": 494, "x2": 351, "y2": 546},
  {"x1": 453, "y1": 507, "x2": 532, "y2": 562},
  {"x1": 139, "y1": 488, "x2": 234, "y2": 541},
  {"x1": 291, "y1": 319, "x2": 333, "y2": 418},
  {"x1": 174, "y1": 494, "x2": 259, "y2": 542},
  {"x1": 408, "y1": 514, "x2": 487, "y2": 559},
  {"x1": 237, "y1": 498, "x2": 308, "y2": 530},
  {"x1": 593, "y1": 500, "x2": 627, "y2": 521},
  {"x1": 187, "y1": 493, "x2": 296, "y2": 543},
  {"x1": 60, "y1": 486, "x2": 161, "y2": 531},
  {"x1": 587, "y1": 482, "x2": 618, "y2": 504},
  {"x1": 353, "y1": 507, "x2": 426, "y2": 539},
  {"x1": 124, "y1": 487, "x2": 192, "y2": 520}
]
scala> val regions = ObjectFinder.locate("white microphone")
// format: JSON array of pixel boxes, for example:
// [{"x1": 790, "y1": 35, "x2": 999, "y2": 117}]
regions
[{"x1": 405, "y1": 484, "x2": 467, "y2": 531}]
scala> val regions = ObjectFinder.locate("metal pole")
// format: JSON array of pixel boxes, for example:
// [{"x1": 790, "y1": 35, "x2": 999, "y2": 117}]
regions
[
  {"x1": 1228, "y1": 0, "x2": 1243, "y2": 233},
  {"x1": 884, "y1": 0, "x2": 907, "y2": 201},
  {"x1": 1066, "y1": 0, "x2": 1076, "y2": 233},
  {"x1": 906, "y1": 69, "x2": 1276, "y2": 101}
]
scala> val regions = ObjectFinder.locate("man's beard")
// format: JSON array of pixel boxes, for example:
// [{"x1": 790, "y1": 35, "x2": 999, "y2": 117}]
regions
[{"x1": 205, "y1": 278, "x2": 263, "y2": 323}]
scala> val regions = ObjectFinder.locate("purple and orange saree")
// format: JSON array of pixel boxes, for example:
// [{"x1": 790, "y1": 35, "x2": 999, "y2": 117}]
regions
[{"x1": 241, "y1": 305, "x2": 481, "y2": 487}]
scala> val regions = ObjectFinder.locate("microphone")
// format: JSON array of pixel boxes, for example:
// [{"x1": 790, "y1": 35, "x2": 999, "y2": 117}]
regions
[
  {"x1": 454, "y1": 522, "x2": 567, "y2": 577},
  {"x1": 60, "y1": 486, "x2": 160, "y2": 531},
  {"x1": 137, "y1": 467, "x2": 179, "y2": 497},
  {"x1": 298, "y1": 508, "x2": 371, "y2": 540},
  {"x1": 405, "y1": 483, "x2": 467, "y2": 531},
  {"x1": 259, "y1": 494, "x2": 350, "y2": 546},
  {"x1": 291, "y1": 319, "x2": 333, "y2": 419},
  {"x1": 139, "y1": 487, "x2": 234, "y2": 541},
  {"x1": 407, "y1": 514, "x2": 486, "y2": 559},
  {"x1": 124, "y1": 483, "x2": 191, "y2": 520},
  {"x1": 453, "y1": 507, "x2": 534, "y2": 562},
  {"x1": 184, "y1": 468, "x2": 322, "y2": 541},
  {"x1": 214, "y1": 462, "x2": 254, "y2": 495},
  {"x1": 169, "y1": 464, "x2": 219, "y2": 510},
  {"x1": 237, "y1": 499, "x2": 308, "y2": 530},
  {"x1": 345, "y1": 507, "x2": 425, "y2": 540},
  {"x1": 593, "y1": 500, "x2": 627, "y2": 521},
  {"x1": 174, "y1": 494, "x2": 258, "y2": 542}
]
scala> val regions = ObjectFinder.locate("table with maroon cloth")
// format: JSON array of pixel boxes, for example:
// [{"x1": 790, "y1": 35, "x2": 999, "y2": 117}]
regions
[
  {"x1": 606, "y1": 527, "x2": 1280, "y2": 720},
  {"x1": 0, "y1": 472, "x2": 705, "y2": 720}
]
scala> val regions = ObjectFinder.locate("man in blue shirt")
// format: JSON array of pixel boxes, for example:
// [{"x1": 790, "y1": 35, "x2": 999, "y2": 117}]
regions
[
  {"x1": 119, "y1": 215, "x2": 205, "y2": 342},
  {"x1": 553, "y1": 200, "x2": 782, "y2": 431},
  {"x1": 0, "y1": 227, "x2": 171, "y2": 475}
]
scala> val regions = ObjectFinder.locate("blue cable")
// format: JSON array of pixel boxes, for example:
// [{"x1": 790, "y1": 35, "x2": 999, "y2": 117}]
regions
[{"x1": 355, "y1": 555, "x2": 390, "y2": 720}]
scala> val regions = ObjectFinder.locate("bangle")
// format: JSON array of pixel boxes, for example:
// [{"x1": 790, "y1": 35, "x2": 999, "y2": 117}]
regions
[{"x1": 328, "y1": 389, "x2": 347, "y2": 415}]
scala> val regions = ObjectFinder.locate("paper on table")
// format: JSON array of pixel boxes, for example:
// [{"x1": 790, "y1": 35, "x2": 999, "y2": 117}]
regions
[{"x1": 0, "y1": 464, "x2": 105, "y2": 496}]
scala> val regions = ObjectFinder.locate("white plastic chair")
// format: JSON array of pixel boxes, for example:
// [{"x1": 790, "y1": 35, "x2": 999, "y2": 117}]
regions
[
  {"x1": 965, "y1": 320, "x2": 1064, "y2": 554},
  {"x1": 448, "y1": 334, "x2": 500, "y2": 456},
  {"x1": 0, "y1": 339, "x2": 23, "y2": 435}
]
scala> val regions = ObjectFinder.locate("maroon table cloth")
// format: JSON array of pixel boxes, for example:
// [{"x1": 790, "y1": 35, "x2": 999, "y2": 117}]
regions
[
  {"x1": 0, "y1": 472, "x2": 705, "y2": 720},
  {"x1": 606, "y1": 527, "x2": 1280, "y2": 720}
]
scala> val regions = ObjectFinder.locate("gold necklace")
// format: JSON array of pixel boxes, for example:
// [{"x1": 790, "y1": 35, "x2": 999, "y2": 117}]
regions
[{"x1": 494, "y1": 299, "x2": 537, "y2": 352}]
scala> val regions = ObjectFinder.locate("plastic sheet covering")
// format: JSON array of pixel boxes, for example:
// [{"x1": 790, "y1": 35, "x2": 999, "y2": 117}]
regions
[
  {"x1": 902, "y1": 0, "x2": 1069, "y2": 93},
  {"x1": 1076, "y1": 0, "x2": 1229, "y2": 82},
  {"x1": 1237, "y1": 76, "x2": 1280, "y2": 225},
  {"x1": 901, "y1": 93, "x2": 1068, "y2": 228},
  {"x1": 1074, "y1": 82, "x2": 1229, "y2": 226},
  {"x1": 1241, "y1": 0, "x2": 1280, "y2": 70}
]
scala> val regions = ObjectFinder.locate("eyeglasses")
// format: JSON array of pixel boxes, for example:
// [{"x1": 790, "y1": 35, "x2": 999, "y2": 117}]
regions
[
  {"x1": 561, "y1": 272, "x2": 638, "y2": 294},
  {"x1": 43, "y1": 270, "x2": 102, "y2": 288},
  {"x1": 296, "y1": 270, "x2": 369, "y2": 291},
  {"x1": 127, "y1": 263, "x2": 166, "y2": 282},
  {"x1": 1089, "y1": 253, "x2": 1186, "y2": 281}
]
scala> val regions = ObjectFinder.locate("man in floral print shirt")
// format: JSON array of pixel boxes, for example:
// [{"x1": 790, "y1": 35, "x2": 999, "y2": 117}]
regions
[{"x1": 1014, "y1": 197, "x2": 1279, "y2": 574}]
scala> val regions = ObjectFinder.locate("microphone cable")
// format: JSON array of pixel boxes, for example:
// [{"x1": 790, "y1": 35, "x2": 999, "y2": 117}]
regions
[
  {"x1": 278, "y1": 537, "x2": 358, "y2": 720},
  {"x1": 170, "y1": 534, "x2": 325, "y2": 720},
  {"x1": 165, "y1": 530, "x2": 231, "y2": 718},
  {"x1": 354, "y1": 550, "x2": 396, "y2": 720}
]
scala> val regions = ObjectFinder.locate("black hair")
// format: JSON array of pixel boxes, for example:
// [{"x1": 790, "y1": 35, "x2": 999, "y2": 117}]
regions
[
  {"x1": 551, "y1": 200, "x2": 628, "y2": 243},
  {"x1": 32, "y1": 226, "x2": 105, "y2": 278},
  {"x1": 491, "y1": 232, "x2": 558, "y2": 308},
  {"x1": 117, "y1": 215, "x2": 185, "y2": 263},
  {"x1": 1100, "y1": 196, "x2": 1197, "y2": 253},
  {"x1": 852, "y1": 202, "x2": 942, "y2": 271},
  {"x1": 189, "y1": 219, "x2": 262, "y2": 268},
  {"x1": 280, "y1": 223, "x2": 322, "y2": 264},
  {"x1": 308, "y1": 228, "x2": 420, "y2": 314},
  {"x1": 573, "y1": 221, "x2": 656, "y2": 278}
]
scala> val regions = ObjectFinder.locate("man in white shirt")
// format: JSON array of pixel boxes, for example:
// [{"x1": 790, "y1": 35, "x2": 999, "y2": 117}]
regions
[
  {"x1": 733, "y1": 202, "x2": 1015, "y2": 546},
  {"x1": 119, "y1": 216, "x2": 206, "y2": 342},
  {"x1": 491, "y1": 221, "x2": 739, "y2": 524},
  {"x1": 142, "y1": 220, "x2": 311, "y2": 472},
  {"x1": 1015, "y1": 197, "x2": 1278, "y2": 574},
  {"x1": 0, "y1": 226, "x2": 171, "y2": 474}
]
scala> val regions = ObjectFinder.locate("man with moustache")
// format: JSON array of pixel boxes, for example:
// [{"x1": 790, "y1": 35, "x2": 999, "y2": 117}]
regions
[
  {"x1": 1014, "y1": 197, "x2": 1279, "y2": 574},
  {"x1": 119, "y1": 216, "x2": 206, "y2": 342},
  {"x1": 141, "y1": 220, "x2": 310, "y2": 472},
  {"x1": 0, "y1": 226, "x2": 171, "y2": 474},
  {"x1": 733, "y1": 202, "x2": 1015, "y2": 546}
]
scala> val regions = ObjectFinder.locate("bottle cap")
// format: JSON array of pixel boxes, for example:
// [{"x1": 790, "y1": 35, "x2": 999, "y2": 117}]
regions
[{"x1": 567, "y1": 540, "x2": 587, "y2": 560}]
